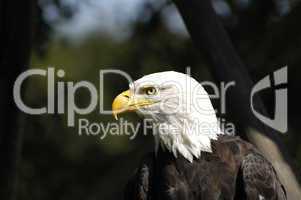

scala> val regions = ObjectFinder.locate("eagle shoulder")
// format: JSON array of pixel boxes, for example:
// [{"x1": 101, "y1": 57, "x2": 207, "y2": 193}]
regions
[
  {"x1": 241, "y1": 151, "x2": 287, "y2": 200},
  {"x1": 213, "y1": 135, "x2": 286, "y2": 200},
  {"x1": 124, "y1": 153, "x2": 154, "y2": 200}
]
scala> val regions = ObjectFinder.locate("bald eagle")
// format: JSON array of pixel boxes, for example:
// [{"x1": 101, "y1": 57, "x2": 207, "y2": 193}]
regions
[{"x1": 112, "y1": 71, "x2": 286, "y2": 200}]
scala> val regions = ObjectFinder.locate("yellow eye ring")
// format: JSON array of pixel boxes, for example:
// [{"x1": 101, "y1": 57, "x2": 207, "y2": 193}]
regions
[{"x1": 145, "y1": 87, "x2": 157, "y2": 95}]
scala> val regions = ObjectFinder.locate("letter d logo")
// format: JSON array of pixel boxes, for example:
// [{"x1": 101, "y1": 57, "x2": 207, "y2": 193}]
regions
[{"x1": 250, "y1": 66, "x2": 287, "y2": 133}]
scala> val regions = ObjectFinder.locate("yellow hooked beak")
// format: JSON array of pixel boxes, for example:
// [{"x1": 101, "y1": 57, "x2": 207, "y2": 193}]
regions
[{"x1": 112, "y1": 89, "x2": 156, "y2": 120}]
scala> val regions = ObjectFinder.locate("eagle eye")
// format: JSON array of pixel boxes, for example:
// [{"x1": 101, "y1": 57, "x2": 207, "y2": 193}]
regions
[{"x1": 144, "y1": 87, "x2": 157, "y2": 96}]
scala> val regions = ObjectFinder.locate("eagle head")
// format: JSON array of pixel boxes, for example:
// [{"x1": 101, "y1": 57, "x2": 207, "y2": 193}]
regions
[{"x1": 112, "y1": 71, "x2": 223, "y2": 162}]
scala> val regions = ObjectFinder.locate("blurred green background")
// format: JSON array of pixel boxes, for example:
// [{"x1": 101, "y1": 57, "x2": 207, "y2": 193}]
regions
[{"x1": 16, "y1": 0, "x2": 301, "y2": 199}]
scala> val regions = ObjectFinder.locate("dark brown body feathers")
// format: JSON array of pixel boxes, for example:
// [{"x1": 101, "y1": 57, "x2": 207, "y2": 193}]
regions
[{"x1": 125, "y1": 135, "x2": 286, "y2": 200}]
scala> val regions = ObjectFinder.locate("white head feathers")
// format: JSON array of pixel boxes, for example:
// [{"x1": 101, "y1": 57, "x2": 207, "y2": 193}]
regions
[{"x1": 130, "y1": 71, "x2": 223, "y2": 162}]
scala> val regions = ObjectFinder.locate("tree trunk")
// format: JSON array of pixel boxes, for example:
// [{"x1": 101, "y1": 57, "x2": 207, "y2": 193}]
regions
[
  {"x1": 0, "y1": 0, "x2": 33, "y2": 199},
  {"x1": 172, "y1": 0, "x2": 301, "y2": 199}
]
